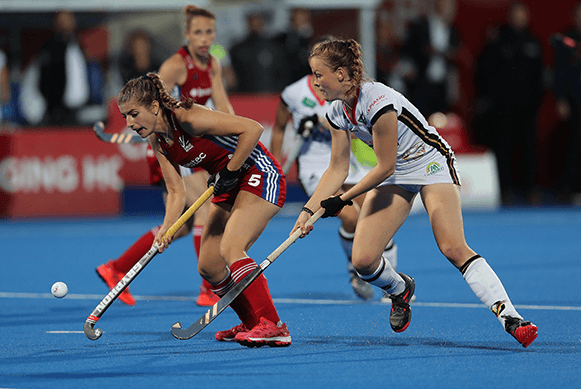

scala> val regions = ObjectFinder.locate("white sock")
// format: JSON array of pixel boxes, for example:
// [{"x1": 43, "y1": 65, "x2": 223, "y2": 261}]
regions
[
  {"x1": 462, "y1": 256, "x2": 522, "y2": 327},
  {"x1": 383, "y1": 239, "x2": 397, "y2": 270},
  {"x1": 338, "y1": 226, "x2": 354, "y2": 261},
  {"x1": 357, "y1": 257, "x2": 405, "y2": 295}
]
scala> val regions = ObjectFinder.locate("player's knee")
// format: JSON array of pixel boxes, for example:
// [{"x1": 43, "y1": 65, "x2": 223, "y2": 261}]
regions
[
  {"x1": 197, "y1": 263, "x2": 212, "y2": 280},
  {"x1": 351, "y1": 253, "x2": 381, "y2": 275},
  {"x1": 338, "y1": 210, "x2": 358, "y2": 231},
  {"x1": 218, "y1": 243, "x2": 245, "y2": 264},
  {"x1": 438, "y1": 242, "x2": 470, "y2": 268}
]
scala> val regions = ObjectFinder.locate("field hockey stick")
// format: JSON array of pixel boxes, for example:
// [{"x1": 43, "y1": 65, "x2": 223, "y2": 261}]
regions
[
  {"x1": 282, "y1": 120, "x2": 314, "y2": 175},
  {"x1": 93, "y1": 121, "x2": 148, "y2": 144},
  {"x1": 84, "y1": 186, "x2": 214, "y2": 340},
  {"x1": 170, "y1": 207, "x2": 325, "y2": 340}
]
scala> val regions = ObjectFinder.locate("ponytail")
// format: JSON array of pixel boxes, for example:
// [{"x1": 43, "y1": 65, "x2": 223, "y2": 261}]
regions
[{"x1": 118, "y1": 72, "x2": 194, "y2": 112}]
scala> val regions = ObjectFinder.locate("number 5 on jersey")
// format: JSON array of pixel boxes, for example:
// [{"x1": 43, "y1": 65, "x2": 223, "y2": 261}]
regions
[{"x1": 248, "y1": 174, "x2": 261, "y2": 187}]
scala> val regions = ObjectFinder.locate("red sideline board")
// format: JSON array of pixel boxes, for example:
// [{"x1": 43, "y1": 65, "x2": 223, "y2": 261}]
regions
[
  {"x1": 0, "y1": 128, "x2": 148, "y2": 217},
  {"x1": 0, "y1": 98, "x2": 490, "y2": 218}
]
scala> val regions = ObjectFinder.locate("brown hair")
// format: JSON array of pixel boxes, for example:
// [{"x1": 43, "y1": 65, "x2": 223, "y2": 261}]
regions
[
  {"x1": 310, "y1": 38, "x2": 367, "y2": 98},
  {"x1": 309, "y1": 35, "x2": 336, "y2": 51},
  {"x1": 184, "y1": 5, "x2": 216, "y2": 31},
  {"x1": 117, "y1": 72, "x2": 194, "y2": 112}
]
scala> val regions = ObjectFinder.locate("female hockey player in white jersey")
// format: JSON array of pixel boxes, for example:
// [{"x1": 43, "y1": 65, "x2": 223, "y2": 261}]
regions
[
  {"x1": 270, "y1": 36, "x2": 398, "y2": 301},
  {"x1": 291, "y1": 38, "x2": 538, "y2": 348}
]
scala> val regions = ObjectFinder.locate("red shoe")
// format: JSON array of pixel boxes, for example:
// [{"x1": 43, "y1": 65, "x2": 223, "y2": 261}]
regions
[
  {"x1": 96, "y1": 260, "x2": 136, "y2": 306},
  {"x1": 196, "y1": 284, "x2": 220, "y2": 306},
  {"x1": 504, "y1": 316, "x2": 539, "y2": 348},
  {"x1": 234, "y1": 317, "x2": 291, "y2": 348},
  {"x1": 215, "y1": 323, "x2": 248, "y2": 342}
]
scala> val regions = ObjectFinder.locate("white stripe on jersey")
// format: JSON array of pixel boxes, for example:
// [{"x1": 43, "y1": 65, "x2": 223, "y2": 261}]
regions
[{"x1": 208, "y1": 134, "x2": 280, "y2": 203}]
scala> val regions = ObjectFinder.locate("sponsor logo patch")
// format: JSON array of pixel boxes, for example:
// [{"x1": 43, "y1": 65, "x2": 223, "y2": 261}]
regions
[
  {"x1": 178, "y1": 136, "x2": 193, "y2": 152},
  {"x1": 425, "y1": 162, "x2": 444, "y2": 176},
  {"x1": 302, "y1": 97, "x2": 316, "y2": 108}
]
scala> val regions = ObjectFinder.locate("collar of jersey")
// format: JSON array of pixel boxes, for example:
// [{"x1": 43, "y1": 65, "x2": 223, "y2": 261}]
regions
[
  {"x1": 307, "y1": 75, "x2": 327, "y2": 106},
  {"x1": 342, "y1": 86, "x2": 360, "y2": 125}
]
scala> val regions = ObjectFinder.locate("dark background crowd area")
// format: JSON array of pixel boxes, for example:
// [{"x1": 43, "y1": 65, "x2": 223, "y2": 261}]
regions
[{"x1": 1, "y1": 0, "x2": 581, "y2": 205}]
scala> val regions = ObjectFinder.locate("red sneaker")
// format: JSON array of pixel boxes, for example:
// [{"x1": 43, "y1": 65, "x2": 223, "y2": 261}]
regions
[
  {"x1": 504, "y1": 316, "x2": 539, "y2": 348},
  {"x1": 196, "y1": 285, "x2": 220, "y2": 307},
  {"x1": 215, "y1": 323, "x2": 248, "y2": 342},
  {"x1": 96, "y1": 260, "x2": 136, "y2": 306},
  {"x1": 234, "y1": 317, "x2": 292, "y2": 348}
]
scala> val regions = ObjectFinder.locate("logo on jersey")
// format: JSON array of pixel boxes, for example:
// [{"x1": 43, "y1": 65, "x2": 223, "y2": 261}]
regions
[
  {"x1": 189, "y1": 87, "x2": 213, "y2": 99},
  {"x1": 302, "y1": 97, "x2": 316, "y2": 108},
  {"x1": 425, "y1": 162, "x2": 444, "y2": 176},
  {"x1": 178, "y1": 136, "x2": 193, "y2": 152},
  {"x1": 184, "y1": 152, "x2": 206, "y2": 167},
  {"x1": 366, "y1": 94, "x2": 386, "y2": 115},
  {"x1": 402, "y1": 142, "x2": 426, "y2": 162}
]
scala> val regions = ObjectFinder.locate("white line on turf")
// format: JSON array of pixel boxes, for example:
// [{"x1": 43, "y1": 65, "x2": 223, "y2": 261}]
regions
[
  {"x1": 1, "y1": 292, "x2": 580, "y2": 311},
  {"x1": 46, "y1": 331, "x2": 84, "y2": 334}
]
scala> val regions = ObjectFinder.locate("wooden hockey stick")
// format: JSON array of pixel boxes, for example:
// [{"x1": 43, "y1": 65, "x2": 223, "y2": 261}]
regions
[
  {"x1": 83, "y1": 186, "x2": 214, "y2": 340},
  {"x1": 170, "y1": 208, "x2": 324, "y2": 340},
  {"x1": 93, "y1": 121, "x2": 148, "y2": 144}
]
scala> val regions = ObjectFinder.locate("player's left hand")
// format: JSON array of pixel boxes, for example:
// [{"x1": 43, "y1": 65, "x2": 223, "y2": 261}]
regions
[
  {"x1": 208, "y1": 166, "x2": 241, "y2": 196},
  {"x1": 320, "y1": 196, "x2": 353, "y2": 218}
]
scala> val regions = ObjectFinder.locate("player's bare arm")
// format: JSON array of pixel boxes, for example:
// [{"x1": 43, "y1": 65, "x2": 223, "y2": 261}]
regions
[
  {"x1": 340, "y1": 111, "x2": 398, "y2": 202},
  {"x1": 209, "y1": 54, "x2": 234, "y2": 114},
  {"x1": 303, "y1": 126, "x2": 351, "y2": 211},
  {"x1": 270, "y1": 101, "x2": 292, "y2": 162},
  {"x1": 158, "y1": 54, "x2": 187, "y2": 91},
  {"x1": 176, "y1": 106, "x2": 263, "y2": 171},
  {"x1": 149, "y1": 136, "x2": 186, "y2": 251},
  {"x1": 292, "y1": 126, "x2": 350, "y2": 237}
]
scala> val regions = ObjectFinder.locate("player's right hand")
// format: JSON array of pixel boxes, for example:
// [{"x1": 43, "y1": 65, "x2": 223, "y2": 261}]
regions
[
  {"x1": 291, "y1": 210, "x2": 314, "y2": 238},
  {"x1": 320, "y1": 196, "x2": 353, "y2": 218},
  {"x1": 154, "y1": 227, "x2": 173, "y2": 253},
  {"x1": 207, "y1": 167, "x2": 241, "y2": 196}
]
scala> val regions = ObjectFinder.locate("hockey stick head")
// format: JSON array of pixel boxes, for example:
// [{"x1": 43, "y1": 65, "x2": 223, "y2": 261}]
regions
[
  {"x1": 84, "y1": 317, "x2": 103, "y2": 340},
  {"x1": 93, "y1": 121, "x2": 148, "y2": 144},
  {"x1": 93, "y1": 121, "x2": 107, "y2": 141}
]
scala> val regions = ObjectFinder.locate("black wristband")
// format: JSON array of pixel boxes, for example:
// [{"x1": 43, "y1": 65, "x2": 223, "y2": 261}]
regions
[{"x1": 301, "y1": 206, "x2": 314, "y2": 216}]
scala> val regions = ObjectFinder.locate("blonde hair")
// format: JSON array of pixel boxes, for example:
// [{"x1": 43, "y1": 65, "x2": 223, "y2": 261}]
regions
[{"x1": 117, "y1": 72, "x2": 194, "y2": 112}]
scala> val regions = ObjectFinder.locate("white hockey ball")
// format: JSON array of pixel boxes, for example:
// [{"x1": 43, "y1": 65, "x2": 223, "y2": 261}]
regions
[{"x1": 51, "y1": 282, "x2": 68, "y2": 298}]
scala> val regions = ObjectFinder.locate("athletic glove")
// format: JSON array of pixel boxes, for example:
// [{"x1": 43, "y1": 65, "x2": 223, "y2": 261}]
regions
[
  {"x1": 320, "y1": 196, "x2": 353, "y2": 218},
  {"x1": 207, "y1": 167, "x2": 241, "y2": 196},
  {"x1": 297, "y1": 114, "x2": 318, "y2": 137}
]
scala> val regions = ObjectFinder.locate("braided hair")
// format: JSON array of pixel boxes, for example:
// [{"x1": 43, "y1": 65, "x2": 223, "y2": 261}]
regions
[
  {"x1": 310, "y1": 38, "x2": 368, "y2": 99},
  {"x1": 117, "y1": 72, "x2": 194, "y2": 112}
]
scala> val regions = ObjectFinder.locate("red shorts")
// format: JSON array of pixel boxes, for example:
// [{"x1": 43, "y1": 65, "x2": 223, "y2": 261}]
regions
[{"x1": 213, "y1": 165, "x2": 286, "y2": 207}]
